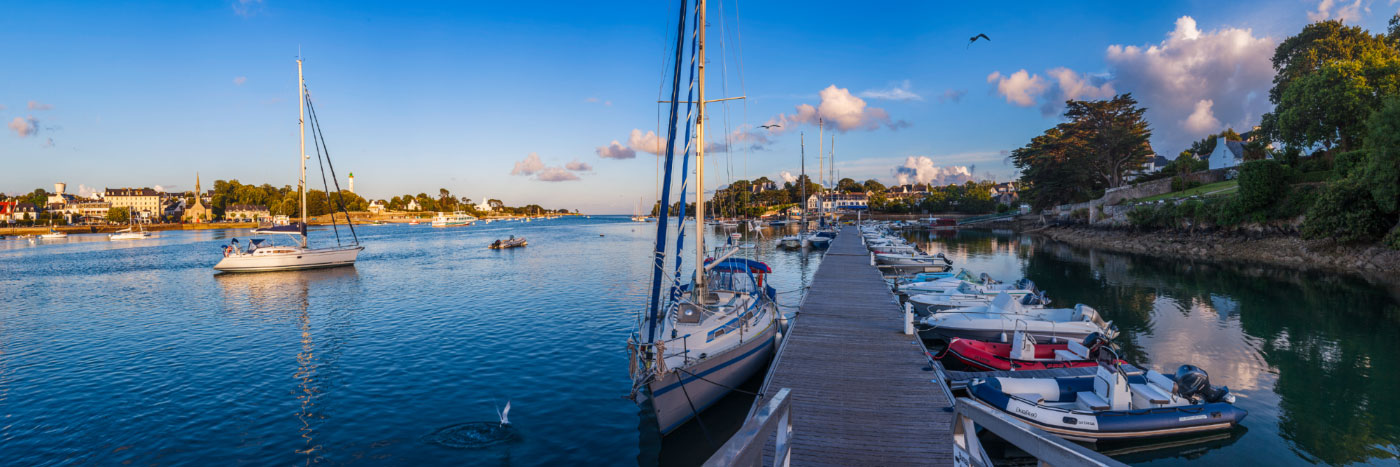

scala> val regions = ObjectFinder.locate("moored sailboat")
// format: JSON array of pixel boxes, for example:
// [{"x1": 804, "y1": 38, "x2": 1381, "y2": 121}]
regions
[
  {"x1": 628, "y1": 1, "x2": 782, "y2": 436},
  {"x1": 213, "y1": 57, "x2": 363, "y2": 272}
]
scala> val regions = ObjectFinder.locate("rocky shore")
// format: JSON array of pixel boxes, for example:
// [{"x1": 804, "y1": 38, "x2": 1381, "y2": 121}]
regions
[{"x1": 1035, "y1": 225, "x2": 1400, "y2": 279}]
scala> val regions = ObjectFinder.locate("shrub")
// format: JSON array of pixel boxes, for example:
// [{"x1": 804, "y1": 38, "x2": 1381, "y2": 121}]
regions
[
  {"x1": 1298, "y1": 154, "x2": 1332, "y2": 173},
  {"x1": 1238, "y1": 160, "x2": 1287, "y2": 211},
  {"x1": 1302, "y1": 177, "x2": 1393, "y2": 243},
  {"x1": 1333, "y1": 149, "x2": 1371, "y2": 179},
  {"x1": 1270, "y1": 185, "x2": 1320, "y2": 219},
  {"x1": 1170, "y1": 176, "x2": 1185, "y2": 192},
  {"x1": 997, "y1": 203, "x2": 1011, "y2": 213}
]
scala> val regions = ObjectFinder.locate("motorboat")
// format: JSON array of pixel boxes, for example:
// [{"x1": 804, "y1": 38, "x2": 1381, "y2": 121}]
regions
[
  {"x1": 936, "y1": 331, "x2": 1115, "y2": 371},
  {"x1": 896, "y1": 269, "x2": 977, "y2": 295},
  {"x1": 777, "y1": 235, "x2": 801, "y2": 249},
  {"x1": 432, "y1": 211, "x2": 477, "y2": 227},
  {"x1": 875, "y1": 252, "x2": 952, "y2": 267},
  {"x1": 906, "y1": 279, "x2": 1042, "y2": 313},
  {"x1": 489, "y1": 235, "x2": 527, "y2": 249},
  {"x1": 966, "y1": 354, "x2": 1246, "y2": 441},
  {"x1": 39, "y1": 229, "x2": 68, "y2": 239},
  {"x1": 919, "y1": 293, "x2": 1116, "y2": 343},
  {"x1": 212, "y1": 58, "x2": 363, "y2": 273}
]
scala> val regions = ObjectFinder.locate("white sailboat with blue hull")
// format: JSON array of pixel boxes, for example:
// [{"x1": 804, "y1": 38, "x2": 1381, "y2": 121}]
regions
[{"x1": 628, "y1": 0, "x2": 782, "y2": 436}]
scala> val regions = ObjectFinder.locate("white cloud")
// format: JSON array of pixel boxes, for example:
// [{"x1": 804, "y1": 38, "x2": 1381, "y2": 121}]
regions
[
  {"x1": 510, "y1": 152, "x2": 545, "y2": 176},
  {"x1": 512, "y1": 153, "x2": 582, "y2": 182},
  {"x1": 536, "y1": 167, "x2": 581, "y2": 182},
  {"x1": 565, "y1": 160, "x2": 593, "y2": 172},
  {"x1": 596, "y1": 140, "x2": 636, "y2": 159},
  {"x1": 768, "y1": 85, "x2": 906, "y2": 132},
  {"x1": 1105, "y1": 16, "x2": 1275, "y2": 151},
  {"x1": 8, "y1": 116, "x2": 38, "y2": 137},
  {"x1": 1046, "y1": 67, "x2": 1116, "y2": 101},
  {"x1": 77, "y1": 184, "x2": 98, "y2": 198},
  {"x1": 1183, "y1": 99, "x2": 1222, "y2": 133},
  {"x1": 859, "y1": 80, "x2": 923, "y2": 101},
  {"x1": 233, "y1": 76, "x2": 247, "y2": 86},
  {"x1": 628, "y1": 129, "x2": 665, "y2": 155},
  {"x1": 232, "y1": 0, "x2": 263, "y2": 17},
  {"x1": 987, "y1": 70, "x2": 1048, "y2": 107},
  {"x1": 584, "y1": 97, "x2": 613, "y2": 106},
  {"x1": 892, "y1": 156, "x2": 975, "y2": 186},
  {"x1": 27, "y1": 100, "x2": 52, "y2": 111},
  {"x1": 1309, "y1": 0, "x2": 1369, "y2": 22},
  {"x1": 779, "y1": 171, "x2": 797, "y2": 183}
]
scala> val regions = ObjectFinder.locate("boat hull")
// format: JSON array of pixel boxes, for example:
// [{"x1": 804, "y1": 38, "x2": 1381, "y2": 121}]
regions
[
  {"x1": 918, "y1": 319, "x2": 1104, "y2": 344},
  {"x1": 938, "y1": 338, "x2": 1105, "y2": 371},
  {"x1": 643, "y1": 323, "x2": 779, "y2": 435},
  {"x1": 966, "y1": 377, "x2": 1247, "y2": 441},
  {"x1": 213, "y1": 246, "x2": 363, "y2": 272}
]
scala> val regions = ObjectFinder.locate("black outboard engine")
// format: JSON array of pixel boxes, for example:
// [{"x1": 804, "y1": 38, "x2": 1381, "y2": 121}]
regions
[
  {"x1": 1080, "y1": 332, "x2": 1108, "y2": 350},
  {"x1": 1173, "y1": 365, "x2": 1233, "y2": 403}
]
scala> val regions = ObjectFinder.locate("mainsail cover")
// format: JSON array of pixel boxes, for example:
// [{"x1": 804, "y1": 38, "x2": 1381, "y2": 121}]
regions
[{"x1": 251, "y1": 222, "x2": 307, "y2": 236}]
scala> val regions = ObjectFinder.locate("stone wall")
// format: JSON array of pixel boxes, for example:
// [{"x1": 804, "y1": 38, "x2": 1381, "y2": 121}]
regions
[{"x1": 1048, "y1": 167, "x2": 1232, "y2": 223}]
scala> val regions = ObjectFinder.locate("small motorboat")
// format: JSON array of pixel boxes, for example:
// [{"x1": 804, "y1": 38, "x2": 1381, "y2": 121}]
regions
[
  {"x1": 875, "y1": 252, "x2": 952, "y2": 267},
  {"x1": 777, "y1": 235, "x2": 801, "y2": 249},
  {"x1": 907, "y1": 279, "x2": 1042, "y2": 313},
  {"x1": 966, "y1": 352, "x2": 1246, "y2": 441},
  {"x1": 919, "y1": 293, "x2": 1115, "y2": 343},
  {"x1": 896, "y1": 269, "x2": 977, "y2": 294},
  {"x1": 937, "y1": 331, "x2": 1115, "y2": 371},
  {"x1": 489, "y1": 235, "x2": 527, "y2": 249}
]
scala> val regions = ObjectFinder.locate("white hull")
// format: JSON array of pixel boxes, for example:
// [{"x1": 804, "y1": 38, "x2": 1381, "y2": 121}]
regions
[
  {"x1": 644, "y1": 323, "x2": 779, "y2": 435},
  {"x1": 213, "y1": 246, "x2": 363, "y2": 272},
  {"x1": 109, "y1": 232, "x2": 153, "y2": 240}
]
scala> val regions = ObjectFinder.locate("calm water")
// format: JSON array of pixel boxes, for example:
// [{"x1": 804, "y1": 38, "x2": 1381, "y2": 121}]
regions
[
  {"x1": 904, "y1": 229, "x2": 1400, "y2": 466},
  {"x1": 2, "y1": 221, "x2": 1398, "y2": 465}
]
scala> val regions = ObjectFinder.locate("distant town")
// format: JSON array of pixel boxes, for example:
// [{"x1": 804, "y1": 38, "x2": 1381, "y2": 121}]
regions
[{"x1": 0, "y1": 172, "x2": 574, "y2": 227}]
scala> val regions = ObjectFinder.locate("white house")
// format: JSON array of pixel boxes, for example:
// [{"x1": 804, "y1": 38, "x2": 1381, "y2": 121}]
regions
[
  {"x1": 405, "y1": 199, "x2": 420, "y2": 211},
  {"x1": 367, "y1": 200, "x2": 387, "y2": 214},
  {"x1": 1208, "y1": 137, "x2": 1246, "y2": 170},
  {"x1": 807, "y1": 193, "x2": 868, "y2": 211},
  {"x1": 475, "y1": 196, "x2": 492, "y2": 212}
]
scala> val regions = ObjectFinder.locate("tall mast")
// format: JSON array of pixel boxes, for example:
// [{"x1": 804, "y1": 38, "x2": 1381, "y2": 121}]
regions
[
  {"x1": 694, "y1": 0, "x2": 707, "y2": 296},
  {"x1": 800, "y1": 132, "x2": 806, "y2": 234},
  {"x1": 297, "y1": 58, "x2": 308, "y2": 247}
]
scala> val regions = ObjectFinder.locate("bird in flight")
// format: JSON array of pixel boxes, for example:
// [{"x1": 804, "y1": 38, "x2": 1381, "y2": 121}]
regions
[
  {"x1": 759, "y1": 124, "x2": 782, "y2": 129},
  {"x1": 967, "y1": 33, "x2": 990, "y2": 48}
]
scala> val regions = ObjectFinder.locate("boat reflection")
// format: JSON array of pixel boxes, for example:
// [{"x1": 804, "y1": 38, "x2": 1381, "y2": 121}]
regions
[{"x1": 215, "y1": 268, "x2": 360, "y2": 464}]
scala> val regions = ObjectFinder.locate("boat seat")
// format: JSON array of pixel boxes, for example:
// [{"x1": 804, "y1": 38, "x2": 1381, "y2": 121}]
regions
[
  {"x1": 1075, "y1": 391, "x2": 1110, "y2": 411},
  {"x1": 1011, "y1": 393, "x2": 1045, "y2": 404},
  {"x1": 1010, "y1": 331, "x2": 1036, "y2": 360},
  {"x1": 1065, "y1": 340, "x2": 1090, "y2": 359},
  {"x1": 1053, "y1": 349, "x2": 1079, "y2": 361},
  {"x1": 1093, "y1": 365, "x2": 1132, "y2": 411},
  {"x1": 1129, "y1": 383, "x2": 1172, "y2": 407}
]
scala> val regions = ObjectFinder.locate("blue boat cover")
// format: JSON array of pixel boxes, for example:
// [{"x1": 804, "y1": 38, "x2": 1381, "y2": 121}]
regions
[
  {"x1": 706, "y1": 257, "x2": 771, "y2": 273},
  {"x1": 251, "y1": 222, "x2": 306, "y2": 236}
]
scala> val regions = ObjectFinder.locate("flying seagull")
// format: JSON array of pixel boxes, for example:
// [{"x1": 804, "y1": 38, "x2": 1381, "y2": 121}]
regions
[
  {"x1": 759, "y1": 124, "x2": 782, "y2": 129},
  {"x1": 967, "y1": 33, "x2": 990, "y2": 48}
]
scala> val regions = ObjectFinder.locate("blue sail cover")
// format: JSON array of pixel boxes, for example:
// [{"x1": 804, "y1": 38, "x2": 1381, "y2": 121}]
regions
[
  {"x1": 251, "y1": 222, "x2": 306, "y2": 236},
  {"x1": 705, "y1": 258, "x2": 772, "y2": 274}
]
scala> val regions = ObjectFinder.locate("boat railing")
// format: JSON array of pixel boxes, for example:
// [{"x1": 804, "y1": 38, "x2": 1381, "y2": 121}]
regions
[
  {"x1": 952, "y1": 396, "x2": 1126, "y2": 467},
  {"x1": 702, "y1": 387, "x2": 792, "y2": 467}
]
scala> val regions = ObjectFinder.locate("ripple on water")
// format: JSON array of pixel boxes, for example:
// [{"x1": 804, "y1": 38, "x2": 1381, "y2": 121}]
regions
[{"x1": 425, "y1": 422, "x2": 520, "y2": 449}]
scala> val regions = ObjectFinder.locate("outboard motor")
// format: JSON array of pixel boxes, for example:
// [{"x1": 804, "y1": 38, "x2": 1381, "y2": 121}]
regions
[
  {"x1": 1173, "y1": 365, "x2": 1234, "y2": 403},
  {"x1": 1080, "y1": 332, "x2": 1108, "y2": 350}
]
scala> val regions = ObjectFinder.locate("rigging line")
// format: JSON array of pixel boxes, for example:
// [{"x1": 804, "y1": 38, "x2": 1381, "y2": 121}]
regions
[
  {"x1": 303, "y1": 89, "x2": 341, "y2": 246},
  {"x1": 735, "y1": 0, "x2": 750, "y2": 192},
  {"x1": 645, "y1": 0, "x2": 692, "y2": 344},
  {"x1": 304, "y1": 87, "x2": 359, "y2": 245}
]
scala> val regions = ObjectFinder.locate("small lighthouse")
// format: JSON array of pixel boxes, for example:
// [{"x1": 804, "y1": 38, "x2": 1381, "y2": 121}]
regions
[{"x1": 348, "y1": 172, "x2": 354, "y2": 193}]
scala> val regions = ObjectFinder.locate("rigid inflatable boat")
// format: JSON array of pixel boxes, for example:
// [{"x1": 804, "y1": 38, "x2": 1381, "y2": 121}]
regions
[{"x1": 938, "y1": 331, "x2": 1114, "y2": 371}]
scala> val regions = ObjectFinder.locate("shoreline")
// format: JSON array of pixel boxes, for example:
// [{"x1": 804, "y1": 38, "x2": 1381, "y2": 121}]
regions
[{"x1": 1032, "y1": 224, "x2": 1400, "y2": 284}]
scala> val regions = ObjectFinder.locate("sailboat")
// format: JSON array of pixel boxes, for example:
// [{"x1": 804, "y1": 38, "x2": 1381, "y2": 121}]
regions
[
  {"x1": 631, "y1": 197, "x2": 651, "y2": 222},
  {"x1": 109, "y1": 214, "x2": 153, "y2": 240},
  {"x1": 213, "y1": 58, "x2": 364, "y2": 273},
  {"x1": 629, "y1": 1, "x2": 783, "y2": 436}
]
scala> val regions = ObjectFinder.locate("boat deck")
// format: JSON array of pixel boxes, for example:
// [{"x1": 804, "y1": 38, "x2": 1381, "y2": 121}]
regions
[{"x1": 754, "y1": 226, "x2": 953, "y2": 465}]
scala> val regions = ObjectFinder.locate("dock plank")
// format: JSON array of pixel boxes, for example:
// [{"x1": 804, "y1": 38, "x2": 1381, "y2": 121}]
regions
[{"x1": 754, "y1": 226, "x2": 952, "y2": 465}]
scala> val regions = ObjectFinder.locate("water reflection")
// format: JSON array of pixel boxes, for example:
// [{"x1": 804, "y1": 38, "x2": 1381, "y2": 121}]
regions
[
  {"x1": 215, "y1": 268, "x2": 360, "y2": 464},
  {"x1": 913, "y1": 229, "x2": 1400, "y2": 465}
]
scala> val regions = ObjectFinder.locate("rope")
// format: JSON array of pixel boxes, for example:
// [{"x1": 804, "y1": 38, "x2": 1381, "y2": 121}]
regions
[
  {"x1": 302, "y1": 86, "x2": 359, "y2": 245},
  {"x1": 675, "y1": 366, "x2": 761, "y2": 397},
  {"x1": 303, "y1": 89, "x2": 341, "y2": 246},
  {"x1": 677, "y1": 374, "x2": 716, "y2": 448}
]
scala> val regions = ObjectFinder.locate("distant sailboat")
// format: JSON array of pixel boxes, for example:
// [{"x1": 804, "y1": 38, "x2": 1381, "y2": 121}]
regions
[{"x1": 214, "y1": 58, "x2": 363, "y2": 272}]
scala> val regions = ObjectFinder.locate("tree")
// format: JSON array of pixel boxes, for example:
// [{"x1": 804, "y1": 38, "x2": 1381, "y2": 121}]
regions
[
  {"x1": 1220, "y1": 128, "x2": 1242, "y2": 141},
  {"x1": 836, "y1": 178, "x2": 862, "y2": 193},
  {"x1": 1012, "y1": 127, "x2": 1101, "y2": 210},
  {"x1": 106, "y1": 206, "x2": 130, "y2": 224},
  {"x1": 1262, "y1": 20, "x2": 1400, "y2": 151},
  {"x1": 1061, "y1": 94, "x2": 1155, "y2": 188},
  {"x1": 862, "y1": 179, "x2": 887, "y2": 193},
  {"x1": 1188, "y1": 134, "x2": 1219, "y2": 158}
]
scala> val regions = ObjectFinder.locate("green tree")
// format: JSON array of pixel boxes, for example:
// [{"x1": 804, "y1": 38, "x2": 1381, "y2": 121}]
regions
[
  {"x1": 1262, "y1": 20, "x2": 1400, "y2": 151},
  {"x1": 1062, "y1": 94, "x2": 1155, "y2": 188},
  {"x1": 1011, "y1": 127, "x2": 1100, "y2": 210},
  {"x1": 862, "y1": 179, "x2": 887, "y2": 193},
  {"x1": 106, "y1": 206, "x2": 130, "y2": 224}
]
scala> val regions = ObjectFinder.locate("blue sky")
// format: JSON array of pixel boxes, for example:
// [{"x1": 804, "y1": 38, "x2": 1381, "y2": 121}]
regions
[{"x1": 2, "y1": 1, "x2": 1396, "y2": 213}]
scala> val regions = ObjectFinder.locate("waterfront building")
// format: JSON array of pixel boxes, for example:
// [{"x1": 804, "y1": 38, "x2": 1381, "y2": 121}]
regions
[
  {"x1": 46, "y1": 183, "x2": 77, "y2": 208},
  {"x1": 105, "y1": 187, "x2": 162, "y2": 222},
  {"x1": 183, "y1": 174, "x2": 212, "y2": 223},
  {"x1": 4, "y1": 202, "x2": 40, "y2": 221},
  {"x1": 808, "y1": 193, "x2": 868, "y2": 211},
  {"x1": 475, "y1": 196, "x2": 493, "y2": 213},
  {"x1": 367, "y1": 200, "x2": 387, "y2": 214},
  {"x1": 225, "y1": 204, "x2": 271, "y2": 222},
  {"x1": 71, "y1": 200, "x2": 111, "y2": 224},
  {"x1": 406, "y1": 199, "x2": 420, "y2": 211}
]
